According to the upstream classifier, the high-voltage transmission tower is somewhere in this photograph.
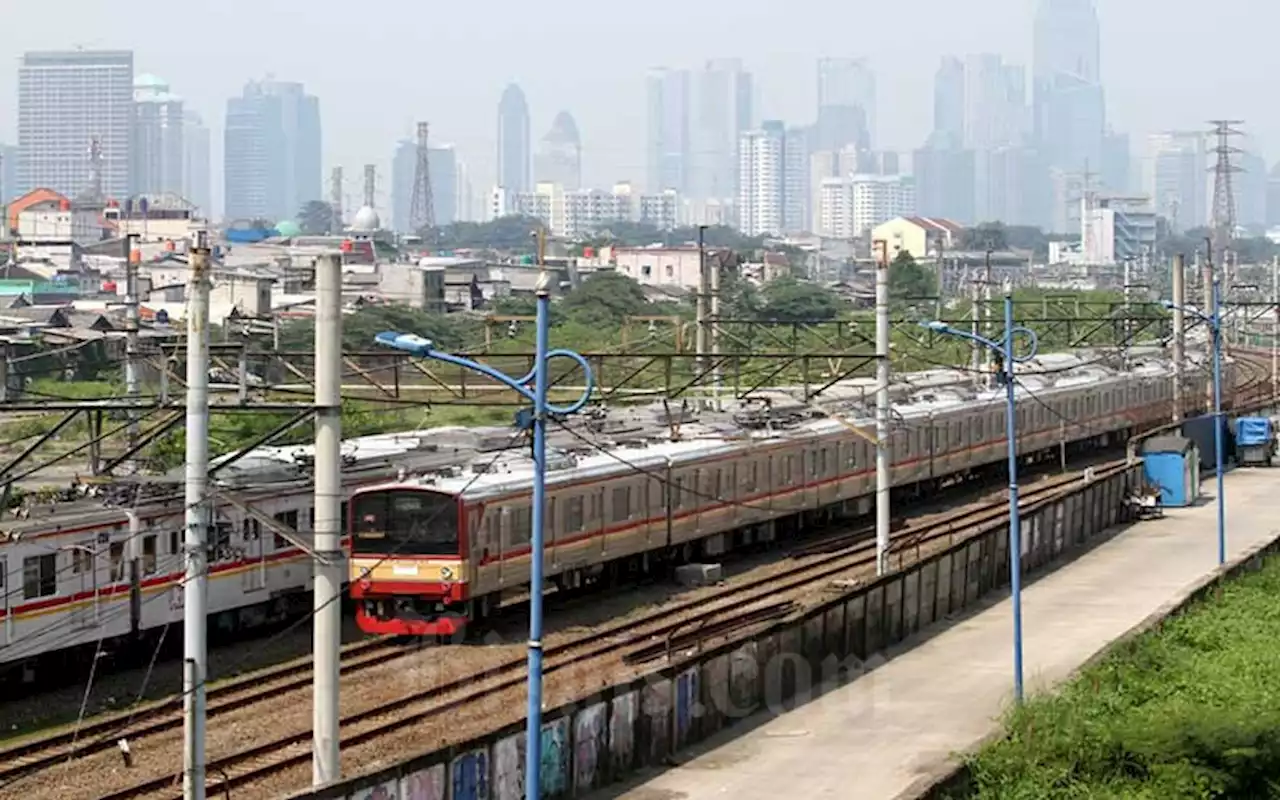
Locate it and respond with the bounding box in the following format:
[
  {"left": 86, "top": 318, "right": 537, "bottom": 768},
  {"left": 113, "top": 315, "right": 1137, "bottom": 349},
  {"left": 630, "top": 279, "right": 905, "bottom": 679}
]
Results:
[
  {"left": 1209, "top": 119, "right": 1244, "bottom": 270},
  {"left": 409, "top": 121, "right": 436, "bottom": 232},
  {"left": 329, "top": 166, "right": 344, "bottom": 232}
]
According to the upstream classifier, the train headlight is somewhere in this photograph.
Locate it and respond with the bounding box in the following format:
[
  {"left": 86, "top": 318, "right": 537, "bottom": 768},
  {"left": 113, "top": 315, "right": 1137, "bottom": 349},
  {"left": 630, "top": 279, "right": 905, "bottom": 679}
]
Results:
[{"left": 440, "top": 566, "right": 454, "bottom": 580}]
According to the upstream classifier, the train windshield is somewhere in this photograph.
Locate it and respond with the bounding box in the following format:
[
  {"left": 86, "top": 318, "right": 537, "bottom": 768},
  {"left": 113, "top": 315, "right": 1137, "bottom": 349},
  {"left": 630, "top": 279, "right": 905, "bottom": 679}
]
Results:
[{"left": 351, "top": 490, "right": 458, "bottom": 556}]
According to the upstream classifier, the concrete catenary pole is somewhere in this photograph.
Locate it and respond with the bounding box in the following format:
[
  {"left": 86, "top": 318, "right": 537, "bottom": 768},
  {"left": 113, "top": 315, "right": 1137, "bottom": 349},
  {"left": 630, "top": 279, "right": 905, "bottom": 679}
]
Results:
[
  {"left": 710, "top": 248, "right": 722, "bottom": 410},
  {"left": 1122, "top": 258, "right": 1132, "bottom": 370},
  {"left": 875, "top": 245, "right": 891, "bottom": 576},
  {"left": 1204, "top": 247, "right": 1215, "bottom": 414},
  {"left": 312, "top": 252, "right": 344, "bottom": 786},
  {"left": 1172, "top": 254, "right": 1186, "bottom": 423},
  {"left": 695, "top": 226, "right": 708, "bottom": 408},
  {"left": 124, "top": 234, "right": 140, "bottom": 473},
  {"left": 182, "top": 232, "right": 212, "bottom": 800},
  {"left": 1263, "top": 256, "right": 1277, "bottom": 391}
]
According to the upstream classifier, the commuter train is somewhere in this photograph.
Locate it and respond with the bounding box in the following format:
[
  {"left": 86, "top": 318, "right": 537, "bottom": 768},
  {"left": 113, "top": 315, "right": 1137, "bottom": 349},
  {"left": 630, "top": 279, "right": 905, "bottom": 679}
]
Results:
[{"left": 348, "top": 349, "right": 1232, "bottom": 637}]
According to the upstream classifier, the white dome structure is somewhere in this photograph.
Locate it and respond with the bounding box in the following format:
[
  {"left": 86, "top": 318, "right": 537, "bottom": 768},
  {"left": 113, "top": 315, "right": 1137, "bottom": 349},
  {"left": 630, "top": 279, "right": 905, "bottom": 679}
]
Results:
[{"left": 351, "top": 205, "right": 381, "bottom": 232}]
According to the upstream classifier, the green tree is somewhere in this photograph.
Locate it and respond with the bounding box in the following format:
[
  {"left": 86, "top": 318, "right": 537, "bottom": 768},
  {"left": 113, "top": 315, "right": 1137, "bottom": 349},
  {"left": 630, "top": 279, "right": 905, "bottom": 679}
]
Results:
[
  {"left": 758, "top": 276, "right": 846, "bottom": 321},
  {"left": 888, "top": 250, "right": 937, "bottom": 302},
  {"left": 424, "top": 216, "right": 544, "bottom": 251},
  {"left": 297, "top": 200, "right": 336, "bottom": 235},
  {"left": 559, "top": 271, "right": 650, "bottom": 326},
  {"left": 959, "top": 222, "right": 1010, "bottom": 252}
]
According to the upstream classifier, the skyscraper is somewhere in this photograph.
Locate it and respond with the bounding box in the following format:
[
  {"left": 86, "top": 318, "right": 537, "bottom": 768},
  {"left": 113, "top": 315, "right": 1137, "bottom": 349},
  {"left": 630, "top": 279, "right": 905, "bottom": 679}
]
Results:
[
  {"left": 183, "top": 112, "right": 212, "bottom": 215},
  {"left": 18, "top": 50, "right": 134, "bottom": 199},
  {"left": 497, "top": 84, "right": 532, "bottom": 195},
  {"left": 1144, "top": 132, "right": 1206, "bottom": 233},
  {"left": 646, "top": 68, "right": 691, "bottom": 194},
  {"left": 692, "top": 59, "right": 753, "bottom": 202},
  {"left": 428, "top": 145, "right": 460, "bottom": 226},
  {"left": 535, "top": 111, "right": 582, "bottom": 191},
  {"left": 394, "top": 137, "right": 462, "bottom": 232},
  {"left": 1033, "top": 0, "right": 1104, "bottom": 174},
  {"left": 814, "top": 57, "right": 875, "bottom": 151},
  {"left": 131, "top": 74, "right": 185, "bottom": 199},
  {"left": 738, "top": 121, "right": 785, "bottom": 236},
  {"left": 933, "top": 57, "right": 965, "bottom": 148},
  {"left": 224, "top": 79, "right": 321, "bottom": 222}
]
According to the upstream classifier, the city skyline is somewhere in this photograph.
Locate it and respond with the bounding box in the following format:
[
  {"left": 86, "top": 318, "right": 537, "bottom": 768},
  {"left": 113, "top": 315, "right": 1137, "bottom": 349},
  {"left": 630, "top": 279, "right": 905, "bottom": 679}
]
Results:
[{"left": 0, "top": 0, "right": 1276, "bottom": 229}]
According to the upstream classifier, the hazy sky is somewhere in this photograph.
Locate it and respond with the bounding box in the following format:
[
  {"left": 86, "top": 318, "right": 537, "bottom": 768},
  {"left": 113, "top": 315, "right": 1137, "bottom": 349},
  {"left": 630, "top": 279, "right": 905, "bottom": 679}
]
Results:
[{"left": 1, "top": 0, "right": 1275, "bottom": 214}]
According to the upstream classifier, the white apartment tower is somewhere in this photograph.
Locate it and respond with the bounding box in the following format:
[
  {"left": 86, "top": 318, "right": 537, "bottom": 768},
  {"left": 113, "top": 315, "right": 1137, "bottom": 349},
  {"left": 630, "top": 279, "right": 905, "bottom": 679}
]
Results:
[
  {"left": 131, "top": 74, "right": 185, "bottom": 199},
  {"left": 738, "top": 122, "right": 786, "bottom": 236},
  {"left": 18, "top": 50, "right": 134, "bottom": 199}
]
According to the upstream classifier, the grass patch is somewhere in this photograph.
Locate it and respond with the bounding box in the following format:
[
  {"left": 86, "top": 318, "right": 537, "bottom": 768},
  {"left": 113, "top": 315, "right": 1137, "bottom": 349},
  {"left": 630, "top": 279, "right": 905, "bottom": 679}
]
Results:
[{"left": 952, "top": 555, "right": 1280, "bottom": 799}]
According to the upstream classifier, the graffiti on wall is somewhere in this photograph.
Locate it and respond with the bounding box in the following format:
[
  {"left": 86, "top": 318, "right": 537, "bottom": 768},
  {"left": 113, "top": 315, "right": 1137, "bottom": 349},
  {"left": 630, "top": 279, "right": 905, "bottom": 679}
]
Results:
[
  {"left": 350, "top": 780, "right": 398, "bottom": 800},
  {"left": 574, "top": 703, "right": 607, "bottom": 792},
  {"left": 400, "top": 764, "right": 445, "bottom": 800},
  {"left": 540, "top": 717, "right": 569, "bottom": 797},
  {"left": 493, "top": 733, "right": 525, "bottom": 800},
  {"left": 642, "top": 679, "right": 672, "bottom": 763},
  {"left": 451, "top": 748, "right": 490, "bottom": 800},
  {"left": 675, "top": 667, "right": 700, "bottom": 747},
  {"left": 610, "top": 690, "right": 638, "bottom": 773}
]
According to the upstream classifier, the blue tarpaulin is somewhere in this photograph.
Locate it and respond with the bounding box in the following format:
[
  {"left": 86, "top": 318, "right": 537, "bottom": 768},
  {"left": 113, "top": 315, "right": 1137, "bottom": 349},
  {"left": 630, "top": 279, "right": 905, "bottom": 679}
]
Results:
[{"left": 1236, "top": 417, "right": 1273, "bottom": 447}]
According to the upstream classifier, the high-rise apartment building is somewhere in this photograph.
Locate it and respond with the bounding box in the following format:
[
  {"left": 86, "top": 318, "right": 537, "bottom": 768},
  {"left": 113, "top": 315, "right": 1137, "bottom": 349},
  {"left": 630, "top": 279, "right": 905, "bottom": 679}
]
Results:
[
  {"left": 933, "top": 58, "right": 965, "bottom": 148},
  {"left": 224, "top": 79, "right": 321, "bottom": 222},
  {"left": 497, "top": 84, "right": 532, "bottom": 195},
  {"left": 18, "top": 50, "right": 134, "bottom": 199},
  {"left": 646, "top": 68, "right": 691, "bottom": 194},
  {"left": 738, "top": 122, "right": 785, "bottom": 236},
  {"left": 814, "top": 57, "right": 875, "bottom": 152},
  {"left": 535, "top": 111, "right": 582, "bottom": 191},
  {"left": 913, "top": 146, "right": 975, "bottom": 224},
  {"left": 131, "top": 74, "right": 185, "bottom": 199},
  {"left": 691, "top": 59, "right": 753, "bottom": 202},
  {"left": 183, "top": 112, "right": 212, "bottom": 216}
]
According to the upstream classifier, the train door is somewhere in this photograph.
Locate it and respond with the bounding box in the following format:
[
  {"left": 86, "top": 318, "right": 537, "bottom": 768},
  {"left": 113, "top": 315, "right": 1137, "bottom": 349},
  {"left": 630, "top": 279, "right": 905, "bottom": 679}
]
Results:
[
  {"left": 71, "top": 538, "right": 99, "bottom": 631},
  {"left": 242, "top": 518, "right": 265, "bottom": 593}
]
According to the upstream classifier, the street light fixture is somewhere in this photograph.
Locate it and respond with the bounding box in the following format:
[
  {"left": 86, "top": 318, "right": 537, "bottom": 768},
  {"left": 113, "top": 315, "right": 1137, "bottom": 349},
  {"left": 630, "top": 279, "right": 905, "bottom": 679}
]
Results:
[
  {"left": 921, "top": 291, "right": 1038, "bottom": 703},
  {"left": 1162, "top": 273, "right": 1226, "bottom": 566}
]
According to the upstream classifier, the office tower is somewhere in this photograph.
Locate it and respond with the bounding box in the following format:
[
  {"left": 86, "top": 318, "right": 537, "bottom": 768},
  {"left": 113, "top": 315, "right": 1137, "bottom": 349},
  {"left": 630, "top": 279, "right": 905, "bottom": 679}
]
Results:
[
  {"left": 392, "top": 138, "right": 415, "bottom": 232},
  {"left": 497, "top": 84, "right": 532, "bottom": 195},
  {"left": 0, "top": 143, "right": 17, "bottom": 204},
  {"left": 428, "top": 145, "right": 459, "bottom": 226},
  {"left": 933, "top": 57, "right": 965, "bottom": 147},
  {"left": 131, "top": 74, "right": 185, "bottom": 198},
  {"left": 646, "top": 68, "right": 691, "bottom": 194},
  {"left": 913, "top": 146, "right": 976, "bottom": 224},
  {"left": 814, "top": 57, "right": 875, "bottom": 151},
  {"left": 1101, "top": 130, "right": 1131, "bottom": 195},
  {"left": 18, "top": 50, "right": 133, "bottom": 199},
  {"left": 183, "top": 112, "right": 212, "bottom": 216},
  {"left": 964, "top": 54, "right": 1026, "bottom": 151},
  {"left": 224, "top": 79, "right": 322, "bottom": 222},
  {"left": 692, "top": 58, "right": 753, "bottom": 202},
  {"left": 783, "top": 126, "right": 810, "bottom": 232},
  {"left": 1033, "top": 0, "right": 1104, "bottom": 174},
  {"left": 738, "top": 122, "right": 785, "bottom": 236},
  {"left": 1145, "top": 132, "right": 1207, "bottom": 233},
  {"left": 535, "top": 111, "right": 582, "bottom": 191}
]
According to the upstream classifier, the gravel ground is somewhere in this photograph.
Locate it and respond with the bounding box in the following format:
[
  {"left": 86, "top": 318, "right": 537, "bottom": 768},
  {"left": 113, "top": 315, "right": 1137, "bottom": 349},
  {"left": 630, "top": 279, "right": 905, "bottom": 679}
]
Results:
[{"left": 16, "top": 469, "right": 1081, "bottom": 799}]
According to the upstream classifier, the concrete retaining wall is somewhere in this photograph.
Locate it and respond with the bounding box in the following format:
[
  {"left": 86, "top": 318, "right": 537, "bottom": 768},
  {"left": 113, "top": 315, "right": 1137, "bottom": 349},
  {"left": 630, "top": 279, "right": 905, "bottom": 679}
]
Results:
[{"left": 289, "top": 464, "right": 1146, "bottom": 800}]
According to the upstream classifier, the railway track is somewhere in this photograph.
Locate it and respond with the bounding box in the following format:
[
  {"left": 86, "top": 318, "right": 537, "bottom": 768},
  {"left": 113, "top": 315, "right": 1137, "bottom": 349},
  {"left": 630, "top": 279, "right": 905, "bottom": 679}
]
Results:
[
  {"left": 92, "top": 459, "right": 1131, "bottom": 800},
  {"left": 0, "top": 635, "right": 415, "bottom": 786}
]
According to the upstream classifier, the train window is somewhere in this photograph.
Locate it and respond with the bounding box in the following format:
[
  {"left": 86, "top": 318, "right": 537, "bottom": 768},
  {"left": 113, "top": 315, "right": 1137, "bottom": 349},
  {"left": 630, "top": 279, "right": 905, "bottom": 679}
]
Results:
[
  {"left": 211, "top": 522, "right": 234, "bottom": 561},
  {"left": 142, "top": 535, "right": 158, "bottom": 575},
  {"left": 589, "top": 491, "right": 603, "bottom": 523},
  {"left": 21, "top": 554, "right": 56, "bottom": 600},
  {"left": 272, "top": 510, "right": 299, "bottom": 551},
  {"left": 507, "top": 506, "right": 532, "bottom": 549},
  {"left": 975, "top": 415, "right": 984, "bottom": 440},
  {"left": 818, "top": 448, "right": 829, "bottom": 476},
  {"left": 567, "top": 496, "right": 585, "bottom": 531},
  {"left": 784, "top": 455, "right": 796, "bottom": 485},
  {"left": 611, "top": 486, "right": 632, "bottom": 522},
  {"left": 170, "top": 530, "right": 181, "bottom": 558},
  {"left": 72, "top": 545, "right": 93, "bottom": 575},
  {"left": 547, "top": 497, "right": 557, "bottom": 536},
  {"left": 110, "top": 542, "right": 125, "bottom": 582},
  {"left": 485, "top": 512, "right": 500, "bottom": 549},
  {"left": 743, "top": 462, "right": 758, "bottom": 492},
  {"left": 706, "top": 469, "right": 721, "bottom": 500}
]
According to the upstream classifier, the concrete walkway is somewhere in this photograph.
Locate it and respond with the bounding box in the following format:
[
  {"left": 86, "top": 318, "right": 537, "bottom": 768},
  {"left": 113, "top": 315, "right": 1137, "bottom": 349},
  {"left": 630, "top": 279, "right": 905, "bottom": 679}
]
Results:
[{"left": 593, "top": 468, "right": 1280, "bottom": 800}]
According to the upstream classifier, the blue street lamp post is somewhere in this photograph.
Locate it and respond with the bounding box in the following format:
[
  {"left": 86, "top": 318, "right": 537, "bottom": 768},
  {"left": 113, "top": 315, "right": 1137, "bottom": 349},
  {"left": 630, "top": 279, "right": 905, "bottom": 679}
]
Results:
[
  {"left": 922, "top": 293, "right": 1038, "bottom": 703},
  {"left": 1163, "top": 276, "right": 1225, "bottom": 565},
  {"left": 376, "top": 273, "right": 594, "bottom": 800}
]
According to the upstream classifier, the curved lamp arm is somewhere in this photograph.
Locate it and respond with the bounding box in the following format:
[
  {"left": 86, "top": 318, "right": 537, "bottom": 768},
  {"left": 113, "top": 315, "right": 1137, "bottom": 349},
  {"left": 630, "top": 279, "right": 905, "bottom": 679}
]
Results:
[
  {"left": 374, "top": 331, "right": 594, "bottom": 416},
  {"left": 918, "top": 320, "right": 1039, "bottom": 363}
]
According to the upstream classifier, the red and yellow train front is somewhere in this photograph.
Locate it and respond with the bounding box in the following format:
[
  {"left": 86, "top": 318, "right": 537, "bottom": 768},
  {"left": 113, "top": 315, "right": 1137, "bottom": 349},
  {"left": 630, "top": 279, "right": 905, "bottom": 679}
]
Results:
[{"left": 348, "top": 486, "right": 469, "bottom": 636}]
